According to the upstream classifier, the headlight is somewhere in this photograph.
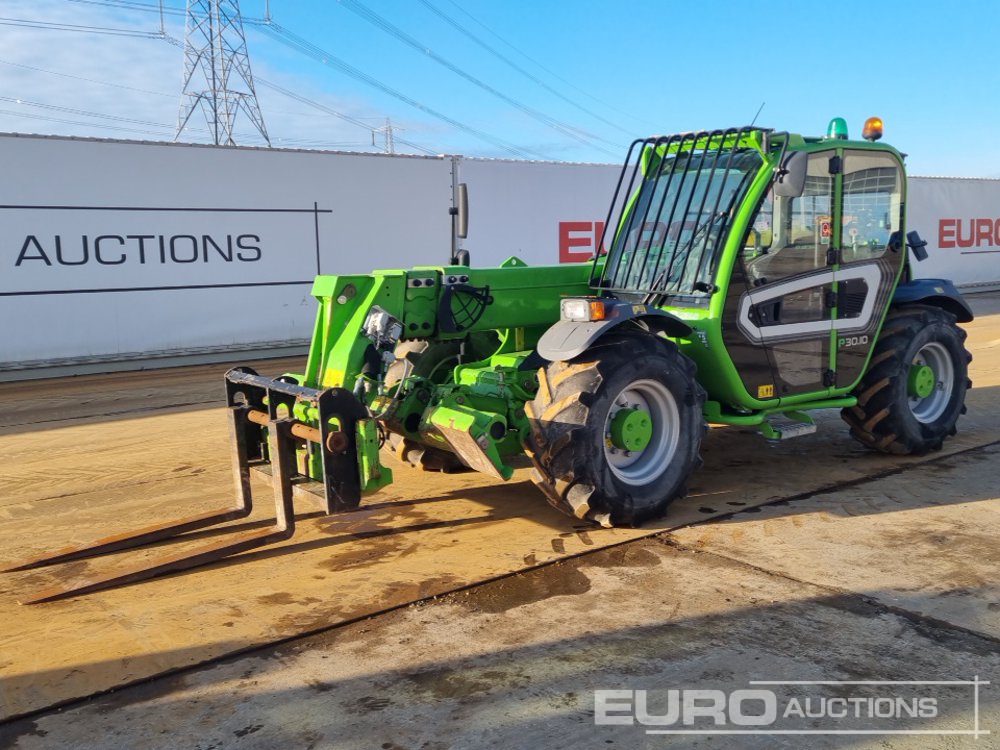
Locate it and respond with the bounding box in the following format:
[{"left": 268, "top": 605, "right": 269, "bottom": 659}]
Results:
[
  {"left": 363, "top": 305, "right": 403, "bottom": 346},
  {"left": 560, "top": 298, "right": 606, "bottom": 322}
]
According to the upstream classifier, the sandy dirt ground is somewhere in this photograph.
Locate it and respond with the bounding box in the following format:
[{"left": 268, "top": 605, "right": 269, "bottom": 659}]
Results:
[{"left": 0, "top": 296, "right": 997, "bottom": 748}]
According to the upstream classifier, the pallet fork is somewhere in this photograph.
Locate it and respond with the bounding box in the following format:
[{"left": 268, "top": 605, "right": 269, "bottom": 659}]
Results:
[{"left": 3, "top": 368, "right": 369, "bottom": 604}]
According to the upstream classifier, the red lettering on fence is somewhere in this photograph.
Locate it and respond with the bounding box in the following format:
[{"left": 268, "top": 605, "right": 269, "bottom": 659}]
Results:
[
  {"left": 558, "top": 221, "right": 607, "bottom": 263},
  {"left": 938, "top": 218, "right": 1000, "bottom": 249}
]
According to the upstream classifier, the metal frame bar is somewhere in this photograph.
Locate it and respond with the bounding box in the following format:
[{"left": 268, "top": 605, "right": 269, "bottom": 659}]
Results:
[
  {"left": 7, "top": 367, "right": 368, "bottom": 604},
  {"left": 618, "top": 134, "right": 679, "bottom": 291},
  {"left": 22, "top": 415, "right": 300, "bottom": 604},
  {"left": 650, "top": 130, "right": 718, "bottom": 293},
  {"left": 598, "top": 126, "right": 779, "bottom": 298},
  {"left": 590, "top": 138, "right": 645, "bottom": 286},
  {"left": 684, "top": 127, "right": 752, "bottom": 286},
  {"left": 2, "top": 406, "right": 259, "bottom": 575}
]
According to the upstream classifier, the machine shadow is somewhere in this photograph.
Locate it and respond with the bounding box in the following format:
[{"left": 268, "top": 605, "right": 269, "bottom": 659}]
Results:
[
  {"left": 0, "top": 581, "right": 995, "bottom": 748},
  {"left": 676, "top": 383, "right": 1000, "bottom": 522}
]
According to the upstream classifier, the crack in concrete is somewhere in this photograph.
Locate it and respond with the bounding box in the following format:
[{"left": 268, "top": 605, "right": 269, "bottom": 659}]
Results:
[
  {"left": 656, "top": 522, "right": 1000, "bottom": 649},
  {"left": 679, "top": 438, "right": 1000, "bottom": 531},
  {"left": 3, "top": 435, "right": 996, "bottom": 727}
]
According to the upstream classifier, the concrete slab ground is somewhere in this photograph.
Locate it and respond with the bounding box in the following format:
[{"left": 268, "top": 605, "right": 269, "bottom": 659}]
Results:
[
  {"left": 673, "top": 442, "right": 1000, "bottom": 642},
  {"left": 0, "top": 296, "right": 997, "bottom": 746},
  {"left": 3, "top": 441, "right": 996, "bottom": 749}
]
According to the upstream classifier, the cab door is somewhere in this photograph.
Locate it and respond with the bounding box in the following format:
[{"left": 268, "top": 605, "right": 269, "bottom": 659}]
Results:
[
  {"left": 833, "top": 149, "right": 905, "bottom": 388},
  {"left": 723, "top": 149, "right": 839, "bottom": 400}
]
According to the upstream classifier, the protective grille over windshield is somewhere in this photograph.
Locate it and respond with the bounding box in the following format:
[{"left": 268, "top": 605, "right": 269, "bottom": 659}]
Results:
[{"left": 597, "top": 128, "right": 765, "bottom": 298}]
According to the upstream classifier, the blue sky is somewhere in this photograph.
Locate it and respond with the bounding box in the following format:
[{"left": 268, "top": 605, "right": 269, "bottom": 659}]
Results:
[{"left": 0, "top": 0, "right": 997, "bottom": 176}]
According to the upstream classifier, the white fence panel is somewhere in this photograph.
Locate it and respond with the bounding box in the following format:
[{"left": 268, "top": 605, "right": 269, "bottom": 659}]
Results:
[
  {"left": 2, "top": 133, "right": 997, "bottom": 377},
  {"left": 457, "top": 158, "right": 621, "bottom": 268},
  {"left": 907, "top": 177, "right": 1000, "bottom": 288},
  {"left": 0, "top": 134, "right": 453, "bottom": 369}
]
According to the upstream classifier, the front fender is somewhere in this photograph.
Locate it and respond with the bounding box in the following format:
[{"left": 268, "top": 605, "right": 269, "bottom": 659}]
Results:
[{"left": 536, "top": 301, "right": 692, "bottom": 362}]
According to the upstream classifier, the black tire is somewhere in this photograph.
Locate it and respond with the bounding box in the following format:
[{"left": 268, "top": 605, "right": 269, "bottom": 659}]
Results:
[
  {"left": 525, "top": 334, "right": 706, "bottom": 527},
  {"left": 841, "top": 305, "right": 972, "bottom": 455}
]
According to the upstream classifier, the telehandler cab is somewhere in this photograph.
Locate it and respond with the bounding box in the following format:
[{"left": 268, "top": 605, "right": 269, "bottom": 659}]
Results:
[{"left": 8, "top": 118, "right": 972, "bottom": 602}]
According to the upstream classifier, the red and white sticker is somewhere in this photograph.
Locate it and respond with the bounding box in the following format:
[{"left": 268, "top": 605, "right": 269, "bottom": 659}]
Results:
[{"left": 820, "top": 219, "right": 832, "bottom": 245}]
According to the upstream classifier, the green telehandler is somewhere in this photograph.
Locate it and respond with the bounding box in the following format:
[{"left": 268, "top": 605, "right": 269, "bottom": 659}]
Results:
[{"left": 9, "top": 118, "right": 973, "bottom": 602}]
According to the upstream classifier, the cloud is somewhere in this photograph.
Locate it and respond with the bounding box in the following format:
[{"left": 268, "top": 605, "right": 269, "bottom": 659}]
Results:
[
  {"left": 0, "top": 1, "right": 620, "bottom": 162},
  {"left": 0, "top": 1, "right": 180, "bottom": 134},
  {"left": 0, "top": 0, "right": 427, "bottom": 153}
]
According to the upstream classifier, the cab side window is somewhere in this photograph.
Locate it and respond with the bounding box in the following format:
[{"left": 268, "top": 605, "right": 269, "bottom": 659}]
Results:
[
  {"left": 744, "top": 190, "right": 774, "bottom": 257},
  {"left": 743, "top": 154, "right": 833, "bottom": 285},
  {"left": 840, "top": 151, "right": 902, "bottom": 263}
]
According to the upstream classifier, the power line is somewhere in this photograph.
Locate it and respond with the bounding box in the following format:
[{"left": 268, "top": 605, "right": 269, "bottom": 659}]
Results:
[
  {"left": 0, "top": 11, "right": 431, "bottom": 153},
  {"left": 0, "top": 57, "right": 175, "bottom": 98},
  {"left": 0, "top": 104, "right": 403, "bottom": 151},
  {"left": 167, "top": 32, "right": 436, "bottom": 153},
  {"left": 246, "top": 19, "right": 542, "bottom": 159},
  {"left": 337, "top": 0, "right": 620, "bottom": 156},
  {"left": 417, "top": 0, "right": 629, "bottom": 138},
  {"left": 0, "top": 16, "right": 164, "bottom": 37},
  {"left": 55, "top": 3, "right": 520, "bottom": 156},
  {"left": 0, "top": 94, "right": 177, "bottom": 129},
  {"left": 0, "top": 93, "right": 269, "bottom": 142},
  {"left": 65, "top": 0, "right": 186, "bottom": 16},
  {"left": 72, "top": 0, "right": 632, "bottom": 140},
  {"left": 0, "top": 107, "right": 177, "bottom": 136},
  {"left": 5, "top": 3, "right": 557, "bottom": 158},
  {"left": 268, "top": 137, "right": 371, "bottom": 148},
  {"left": 441, "top": 0, "right": 642, "bottom": 126},
  {"left": 60, "top": 0, "right": 630, "bottom": 138},
  {"left": 256, "top": 77, "right": 440, "bottom": 156},
  {"left": 168, "top": 33, "right": 436, "bottom": 154},
  {"left": 0, "top": 56, "right": 416, "bottom": 149}
]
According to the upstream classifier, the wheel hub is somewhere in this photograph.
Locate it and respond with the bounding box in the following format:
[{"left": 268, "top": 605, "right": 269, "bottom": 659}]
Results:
[
  {"left": 609, "top": 408, "right": 652, "bottom": 452},
  {"left": 908, "top": 364, "right": 936, "bottom": 398},
  {"left": 907, "top": 342, "right": 956, "bottom": 424},
  {"left": 603, "top": 379, "right": 681, "bottom": 486}
]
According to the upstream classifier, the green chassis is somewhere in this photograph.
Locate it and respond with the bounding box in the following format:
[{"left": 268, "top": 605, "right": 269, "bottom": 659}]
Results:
[
  {"left": 10, "top": 124, "right": 973, "bottom": 603},
  {"left": 247, "top": 127, "right": 946, "bottom": 499}
]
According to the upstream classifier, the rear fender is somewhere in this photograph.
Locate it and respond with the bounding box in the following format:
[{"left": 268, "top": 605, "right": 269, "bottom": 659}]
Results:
[{"left": 892, "top": 279, "right": 973, "bottom": 323}]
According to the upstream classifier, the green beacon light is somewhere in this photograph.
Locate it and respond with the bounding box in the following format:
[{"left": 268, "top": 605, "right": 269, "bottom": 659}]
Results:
[{"left": 826, "top": 117, "right": 849, "bottom": 140}]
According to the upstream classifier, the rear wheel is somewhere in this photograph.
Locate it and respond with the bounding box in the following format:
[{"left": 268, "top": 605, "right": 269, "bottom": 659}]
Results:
[
  {"left": 841, "top": 305, "right": 972, "bottom": 454},
  {"left": 526, "top": 334, "right": 705, "bottom": 527}
]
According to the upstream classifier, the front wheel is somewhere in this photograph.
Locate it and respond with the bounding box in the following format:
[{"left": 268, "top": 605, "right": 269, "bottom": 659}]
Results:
[
  {"left": 525, "top": 334, "right": 705, "bottom": 527},
  {"left": 841, "top": 305, "right": 972, "bottom": 454}
]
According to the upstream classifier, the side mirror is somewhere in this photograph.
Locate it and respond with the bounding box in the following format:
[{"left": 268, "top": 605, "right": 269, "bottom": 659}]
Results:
[
  {"left": 773, "top": 151, "right": 807, "bottom": 198},
  {"left": 906, "top": 230, "right": 929, "bottom": 261},
  {"left": 456, "top": 183, "right": 468, "bottom": 239},
  {"left": 450, "top": 183, "right": 469, "bottom": 265}
]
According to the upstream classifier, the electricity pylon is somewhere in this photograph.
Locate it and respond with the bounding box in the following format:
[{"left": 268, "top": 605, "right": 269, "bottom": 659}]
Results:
[
  {"left": 175, "top": 0, "right": 270, "bottom": 146},
  {"left": 374, "top": 117, "right": 397, "bottom": 154}
]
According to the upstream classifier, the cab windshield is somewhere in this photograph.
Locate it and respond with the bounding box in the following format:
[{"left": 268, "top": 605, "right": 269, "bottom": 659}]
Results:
[{"left": 603, "top": 145, "right": 763, "bottom": 298}]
